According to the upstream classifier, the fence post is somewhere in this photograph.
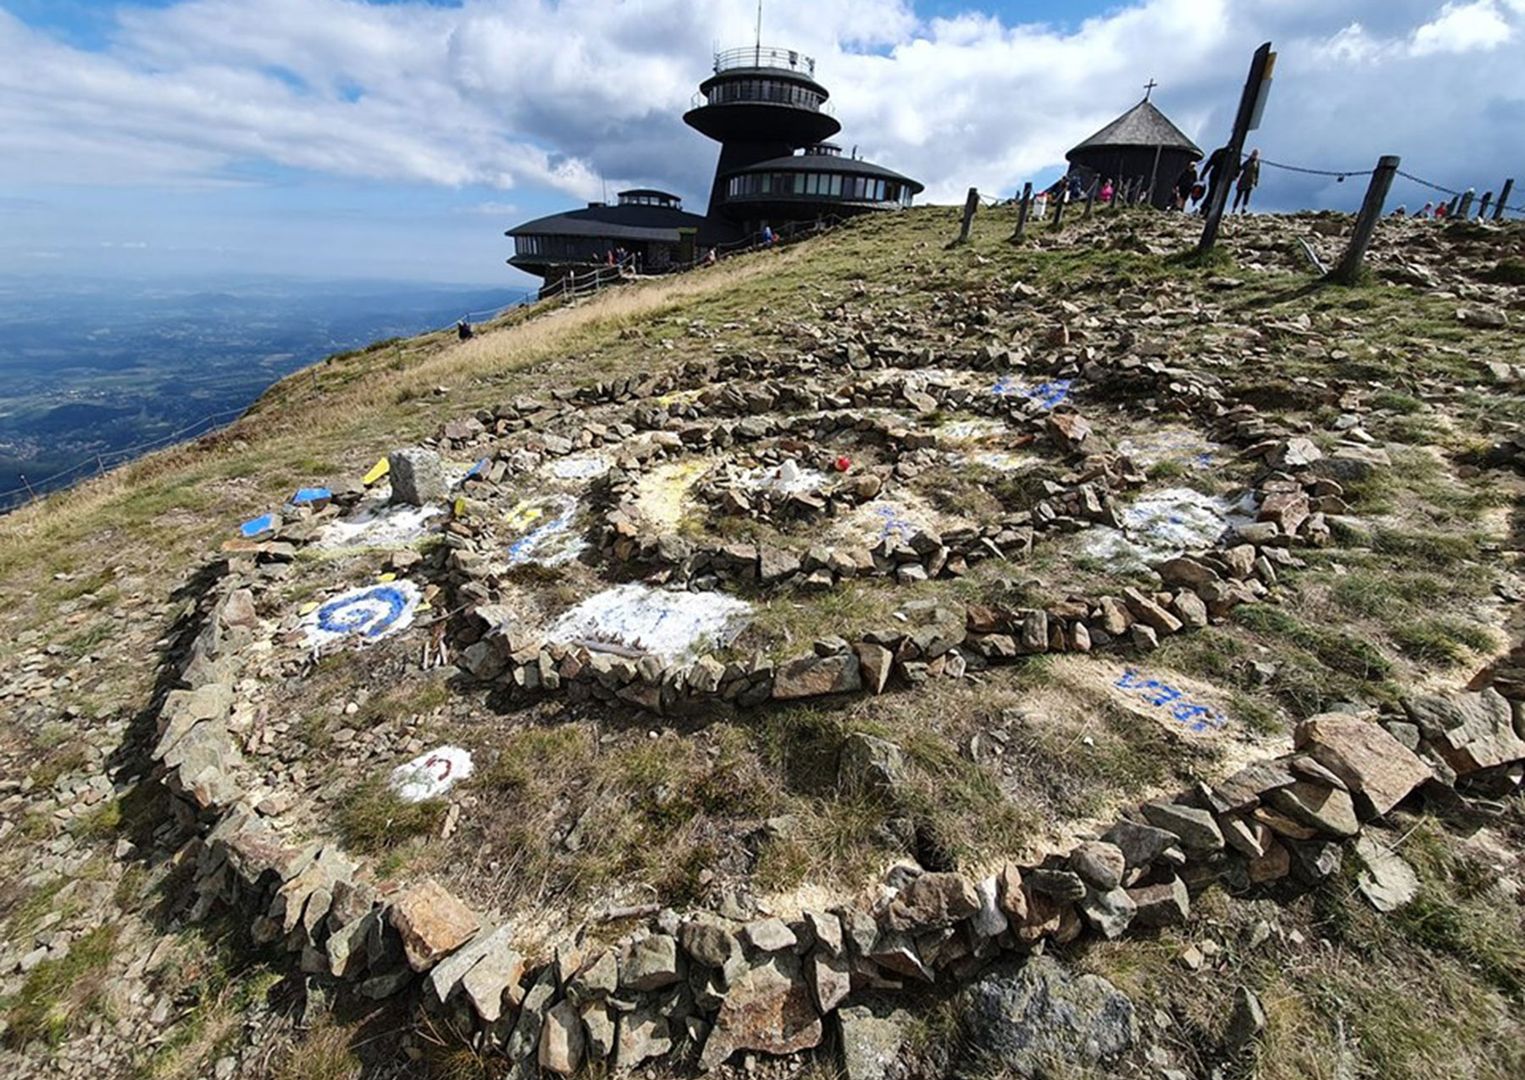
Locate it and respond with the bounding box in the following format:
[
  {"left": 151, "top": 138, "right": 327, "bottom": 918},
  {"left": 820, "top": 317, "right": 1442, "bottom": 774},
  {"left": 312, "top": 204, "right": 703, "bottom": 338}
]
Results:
[
  {"left": 1051, "top": 191, "right": 1067, "bottom": 230},
  {"left": 1330, "top": 155, "right": 1400, "bottom": 285},
  {"left": 956, "top": 187, "right": 979, "bottom": 244},
  {"left": 1199, "top": 42, "right": 1276, "bottom": 257},
  {"left": 1478, "top": 192, "right": 1494, "bottom": 220},
  {"left": 1458, "top": 189, "right": 1475, "bottom": 219},
  {"left": 1083, "top": 180, "right": 1097, "bottom": 220},
  {"left": 1495, "top": 178, "right": 1514, "bottom": 220},
  {"left": 1447, "top": 195, "right": 1460, "bottom": 218},
  {"left": 1011, "top": 182, "right": 1033, "bottom": 242}
]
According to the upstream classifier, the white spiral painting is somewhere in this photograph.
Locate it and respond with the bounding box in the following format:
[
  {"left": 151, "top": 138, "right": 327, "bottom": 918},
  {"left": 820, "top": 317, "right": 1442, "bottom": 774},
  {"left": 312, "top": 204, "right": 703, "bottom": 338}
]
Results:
[{"left": 302, "top": 581, "right": 421, "bottom": 647}]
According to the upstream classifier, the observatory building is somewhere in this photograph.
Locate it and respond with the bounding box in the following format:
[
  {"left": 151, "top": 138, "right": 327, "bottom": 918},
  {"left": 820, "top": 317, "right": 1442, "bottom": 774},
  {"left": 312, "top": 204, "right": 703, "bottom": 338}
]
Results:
[
  {"left": 1066, "top": 94, "right": 1202, "bottom": 210},
  {"left": 507, "top": 45, "right": 922, "bottom": 287}
]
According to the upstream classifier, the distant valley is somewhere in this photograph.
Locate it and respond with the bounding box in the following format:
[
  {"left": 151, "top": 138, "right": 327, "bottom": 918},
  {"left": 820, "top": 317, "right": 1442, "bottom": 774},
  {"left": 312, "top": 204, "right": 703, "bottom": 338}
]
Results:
[{"left": 0, "top": 275, "right": 528, "bottom": 509}]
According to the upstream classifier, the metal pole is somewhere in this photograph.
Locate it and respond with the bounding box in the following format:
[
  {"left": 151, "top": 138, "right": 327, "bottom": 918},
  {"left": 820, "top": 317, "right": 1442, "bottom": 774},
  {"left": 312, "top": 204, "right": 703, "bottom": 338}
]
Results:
[
  {"left": 1495, "top": 179, "right": 1514, "bottom": 220},
  {"left": 1199, "top": 42, "right": 1274, "bottom": 257},
  {"left": 1331, "top": 155, "right": 1400, "bottom": 285},
  {"left": 1011, "top": 182, "right": 1033, "bottom": 241}
]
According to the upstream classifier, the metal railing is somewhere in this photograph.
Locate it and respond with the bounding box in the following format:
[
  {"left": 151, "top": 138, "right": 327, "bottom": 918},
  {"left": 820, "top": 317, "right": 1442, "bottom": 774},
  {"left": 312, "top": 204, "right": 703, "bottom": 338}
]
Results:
[
  {"left": 713, "top": 45, "right": 815, "bottom": 77},
  {"left": 690, "top": 89, "right": 832, "bottom": 115}
]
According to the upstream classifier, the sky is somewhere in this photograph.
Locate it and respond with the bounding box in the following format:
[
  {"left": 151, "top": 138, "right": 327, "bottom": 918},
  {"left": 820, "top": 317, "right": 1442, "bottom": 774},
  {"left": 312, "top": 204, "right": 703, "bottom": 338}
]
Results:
[{"left": 1, "top": 0, "right": 1522, "bottom": 287}]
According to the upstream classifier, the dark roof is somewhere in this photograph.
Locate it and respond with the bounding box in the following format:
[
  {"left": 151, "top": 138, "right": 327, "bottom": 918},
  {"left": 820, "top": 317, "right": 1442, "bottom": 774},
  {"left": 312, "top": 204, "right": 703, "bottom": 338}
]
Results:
[
  {"left": 1067, "top": 99, "right": 1202, "bottom": 158},
  {"left": 725, "top": 152, "right": 924, "bottom": 193},
  {"left": 618, "top": 188, "right": 680, "bottom": 200},
  {"left": 506, "top": 202, "right": 709, "bottom": 243}
]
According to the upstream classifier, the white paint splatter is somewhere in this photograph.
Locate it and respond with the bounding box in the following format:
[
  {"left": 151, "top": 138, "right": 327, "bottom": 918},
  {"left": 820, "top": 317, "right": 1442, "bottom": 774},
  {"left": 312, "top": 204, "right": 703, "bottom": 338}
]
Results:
[
  {"left": 1079, "top": 487, "right": 1256, "bottom": 567},
  {"left": 736, "top": 459, "right": 826, "bottom": 495},
  {"left": 389, "top": 745, "right": 474, "bottom": 802},
  {"left": 545, "top": 584, "right": 752, "bottom": 664},
  {"left": 549, "top": 452, "right": 611, "bottom": 480},
  {"left": 316, "top": 501, "right": 442, "bottom": 549}
]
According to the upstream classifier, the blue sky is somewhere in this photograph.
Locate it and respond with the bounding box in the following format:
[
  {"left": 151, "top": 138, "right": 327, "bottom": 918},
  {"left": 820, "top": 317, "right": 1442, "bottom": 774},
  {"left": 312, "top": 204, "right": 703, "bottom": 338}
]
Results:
[{"left": 2, "top": 1, "right": 1522, "bottom": 287}]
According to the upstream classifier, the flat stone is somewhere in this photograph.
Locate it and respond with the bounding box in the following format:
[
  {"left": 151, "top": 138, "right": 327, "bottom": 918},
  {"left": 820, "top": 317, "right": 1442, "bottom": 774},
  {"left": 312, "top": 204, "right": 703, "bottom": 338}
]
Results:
[
  {"left": 773, "top": 652, "right": 861, "bottom": 699},
  {"left": 1266, "top": 781, "right": 1360, "bottom": 838},
  {"left": 1294, "top": 713, "right": 1432, "bottom": 816},
  {"left": 1353, "top": 833, "right": 1419, "bottom": 913},
  {"left": 582, "top": 1002, "right": 615, "bottom": 1062},
  {"left": 1140, "top": 803, "right": 1224, "bottom": 852},
  {"left": 462, "top": 945, "right": 525, "bottom": 1024},
  {"left": 539, "top": 999, "right": 586, "bottom": 1076},
  {"left": 1402, "top": 689, "right": 1525, "bottom": 776},
  {"left": 428, "top": 922, "right": 514, "bottom": 1003},
  {"left": 743, "top": 917, "right": 798, "bottom": 953},
  {"left": 615, "top": 1006, "right": 672, "bottom": 1071},
  {"left": 389, "top": 880, "right": 479, "bottom": 972},
  {"left": 807, "top": 950, "right": 852, "bottom": 1013},
  {"left": 1128, "top": 877, "right": 1190, "bottom": 928},
  {"left": 1210, "top": 760, "right": 1297, "bottom": 813},
  {"left": 1101, "top": 819, "right": 1179, "bottom": 868},
  {"left": 699, "top": 952, "right": 823, "bottom": 1070}
]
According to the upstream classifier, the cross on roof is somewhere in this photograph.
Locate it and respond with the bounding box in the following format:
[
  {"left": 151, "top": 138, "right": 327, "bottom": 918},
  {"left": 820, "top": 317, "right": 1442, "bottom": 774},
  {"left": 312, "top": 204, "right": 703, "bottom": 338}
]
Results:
[{"left": 1143, "top": 78, "right": 1158, "bottom": 101}]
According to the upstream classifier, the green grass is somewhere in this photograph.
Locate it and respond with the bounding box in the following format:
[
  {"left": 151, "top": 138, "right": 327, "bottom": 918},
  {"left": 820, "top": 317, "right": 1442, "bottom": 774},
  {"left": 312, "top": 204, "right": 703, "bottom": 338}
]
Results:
[
  {"left": 1391, "top": 617, "right": 1495, "bottom": 665},
  {"left": 335, "top": 778, "right": 447, "bottom": 854},
  {"left": 2, "top": 924, "right": 118, "bottom": 1047},
  {"left": 1233, "top": 603, "right": 1392, "bottom": 680}
]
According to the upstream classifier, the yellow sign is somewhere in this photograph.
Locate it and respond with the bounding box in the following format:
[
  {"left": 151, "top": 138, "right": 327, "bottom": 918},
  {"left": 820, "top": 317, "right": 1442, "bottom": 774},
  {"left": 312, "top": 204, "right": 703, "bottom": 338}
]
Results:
[{"left": 362, "top": 457, "right": 390, "bottom": 486}]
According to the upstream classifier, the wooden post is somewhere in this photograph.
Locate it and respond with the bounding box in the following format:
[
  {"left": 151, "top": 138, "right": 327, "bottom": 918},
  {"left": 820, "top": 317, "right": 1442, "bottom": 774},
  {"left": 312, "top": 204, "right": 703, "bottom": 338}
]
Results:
[
  {"left": 1447, "top": 195, "right": 1460, "bottom": 218},
  {"left": 1083, "top": 181, "right": 1097, "bottom": 221},
  {"left": 1199, "top": 42, "right": 1275, "bottom": 257},
  {"left": 1052, "top": 189, "right": 1067, "bottom": 229},
  {"left": 957, "top": 187, "right": 979, "bottom": 244},
  {"left": 1011, "top": 182, "right": 1033, "bottom": 241},
  {"left": 1331, "top": 155, "right": 1400, "bottom": 285},
  {"left": 1458, "top": 189, "right": 1475, "bottom": 218},
  {"left": 1478, "top": 193, "right": 1494, "bottom": 220},
  {"left": 1494, "top": 178, "right": 1514, "bottom": 220}
]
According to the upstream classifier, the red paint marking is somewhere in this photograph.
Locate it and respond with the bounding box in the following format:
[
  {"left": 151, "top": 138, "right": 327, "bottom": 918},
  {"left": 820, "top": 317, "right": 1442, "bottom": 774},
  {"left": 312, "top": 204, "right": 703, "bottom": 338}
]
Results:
[{"left": 425, "top": 755, "right": 453, "bottom": 781}]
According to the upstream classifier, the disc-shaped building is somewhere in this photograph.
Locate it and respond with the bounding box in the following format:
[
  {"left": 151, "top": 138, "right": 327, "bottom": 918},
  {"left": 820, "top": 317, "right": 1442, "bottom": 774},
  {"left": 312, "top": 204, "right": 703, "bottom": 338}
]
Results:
[
  {"left": 508, "top": 45, "right": 922, "bottom": 287},
  {"left": 1066, "top": 97, "right": 1202, "bottom": 210}
]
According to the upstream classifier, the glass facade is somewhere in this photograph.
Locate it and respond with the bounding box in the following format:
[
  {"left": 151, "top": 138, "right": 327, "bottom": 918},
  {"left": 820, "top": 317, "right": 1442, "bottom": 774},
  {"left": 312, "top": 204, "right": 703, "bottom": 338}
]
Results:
[
  {"left": 723, "top": 171, "right": 913, "bottom": 206},
  {"left": 618, "top": 192, "right": 680, "bottom": 208},
  {"left": 705, "top": 78, "right": 825, "bottom": 112}
]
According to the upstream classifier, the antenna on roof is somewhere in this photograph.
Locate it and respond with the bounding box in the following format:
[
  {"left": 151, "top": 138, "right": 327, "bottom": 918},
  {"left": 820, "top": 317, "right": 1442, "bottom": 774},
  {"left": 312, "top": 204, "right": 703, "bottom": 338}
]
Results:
[
  {"left": 1143, "top": 77, "right": 1158, "bottom": 101},
  {"left": 755, "top": 0, "right": 763, "bottom": 66}
]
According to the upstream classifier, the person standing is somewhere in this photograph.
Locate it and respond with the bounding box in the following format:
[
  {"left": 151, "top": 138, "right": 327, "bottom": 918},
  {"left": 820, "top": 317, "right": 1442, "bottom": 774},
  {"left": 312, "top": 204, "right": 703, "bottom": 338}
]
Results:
[
  {"left": 1232, "top": 149, "right": 1261, "bottom": 213},
  {"left": 1172, "top": 158, "right": 1200, "bottom": 211}
]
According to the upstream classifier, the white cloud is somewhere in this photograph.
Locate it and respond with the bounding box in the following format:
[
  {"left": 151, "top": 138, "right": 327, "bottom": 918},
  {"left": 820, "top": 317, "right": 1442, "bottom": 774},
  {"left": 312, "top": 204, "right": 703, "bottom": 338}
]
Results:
[
  {"left": 0, "top": 0, "right": 1522, "bottom": 267},
  {"left": 1412, "top": 0, "right": 1514, "bottom": 54}
]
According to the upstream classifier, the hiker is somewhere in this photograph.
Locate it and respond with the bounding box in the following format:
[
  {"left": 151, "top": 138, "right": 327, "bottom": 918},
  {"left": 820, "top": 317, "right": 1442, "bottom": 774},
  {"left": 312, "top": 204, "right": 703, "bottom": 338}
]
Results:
[
  {"left": 761, "top": 224, "right": 775, "bottom": 247},
  {"left": 1200, "top": 145, "right": 1233, "bottom": 213},
  {"left": 1390, "top": 205, "right": 1408, "bottom": 218},
  {"left": 703, "top": 246, "right": 717, "bottom": 267},
  {"left": 1419, "top": 202, "right": 1434, "bottom": 218},
  {"left": 1099, "top": 178, "right": 1115, "bottom": 204},
  {"left": 1231, "top": 149, "right": 1261, "bottom": 213},
  {"left": 457, "top": 319, "right": 473, "bottom": 341},
  {"left": 1173, "top": 159, "right": 1200, "bottom": 211}
]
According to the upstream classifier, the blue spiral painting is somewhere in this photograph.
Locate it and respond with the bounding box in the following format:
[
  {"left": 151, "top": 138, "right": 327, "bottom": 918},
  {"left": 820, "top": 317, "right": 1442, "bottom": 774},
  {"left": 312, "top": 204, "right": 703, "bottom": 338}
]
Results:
[{"left": 305, "top": 582, "right": 419, "bottom": 646}]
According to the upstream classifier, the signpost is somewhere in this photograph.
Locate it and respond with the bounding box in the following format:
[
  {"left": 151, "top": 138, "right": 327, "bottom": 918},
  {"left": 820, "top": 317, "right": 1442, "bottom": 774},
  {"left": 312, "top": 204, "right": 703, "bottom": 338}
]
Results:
[{"left": 1198, "top": 42, "right": 1275, "bottom": 258}]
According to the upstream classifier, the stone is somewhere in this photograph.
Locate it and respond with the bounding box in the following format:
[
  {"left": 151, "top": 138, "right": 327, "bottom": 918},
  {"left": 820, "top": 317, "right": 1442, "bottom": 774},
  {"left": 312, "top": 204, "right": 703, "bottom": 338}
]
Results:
[
  {"left": 621, "top": 933, "right": 682, "bottom": 991},
  {"left": 428, "top": 922, "right": 514, "bottom": 1003},
  {"left": 1140, "top": 803, "right": 1224, "bottom": 852},
  {"left": 699, "top": 953, "right": 824, "bottom": 1070},
  {"left": 569, "top": 948, "right": 618, "bottom": 999},
  {"left": 681, "top": 920, "right": 742, "bottom": 971},
  {"left": 1266, "top": 781, "right": 1360, "bottom": 838},
  {"left": 1210, "top": 760, "right": 1297, "bottom": 813},
  {"left": 773, "top": 651, "right": 861, "bottom": 699},
  {"left": 1070, "top": 841, "right": 1126, "bottom": 890},
  {"left": 539, "top": 1000, "right": 586, "bottom": 1076},
  {"left": 1128, "top": 877, "right": 1190, "bottom": 928},
  {"left": 1101, "top": 819, "right": 1179, "bottom": 868},
  {"left": 805, "top": 910, "right": 844, "bottom": 955},
  {"left": 838, "top": 733, "right": 907, "bottom": 794},
  {"left": 507, "top": 967, "right": 557, "bottom": 1077},
  {"left": 743, "top": 917, "right": 798, "bottom": 953},
  {"left": 1078, "top": 886, "right": 1135, "bottom": 939},
  {"left": 1353, "top": 833, "right": 1419, "bottom": 913},
  {"left": 807, "top": 950, "right": 852, "bottom": 1013},
  {"left": 1270, "top": 436, "right": 1322, "bottom": 469},
  {"left": 582, "top": 1002, "right": 615, "bottom": 1061},
  {"left": 1227, "top": 986, "right": 1266, "bottom": 1048},
  {"left": 971, "top": 875, "right": 1009, "bottom": 939},
  {"left": 389, "top": 880, "right": 478, "bottom": 972},
  {"left": 961, "top": 957, "right": 1136, "bottom": 1076},
  {"left": 1048, "top": 412, "right": 1093, "bottom": 449},
  {"left": 388, "top": 448, "right": 447, "bottom": 505},
  {"left": 855, "top": 642, "right": 894, "bottom": 694},
  {"left": 885, "top": 872, "right": 980, "bottom": 931},
  {"left": 996, "top": 864, "right": 1028, "bottom": 922},
  {"left": 838, "top": 1004, "right": 913, "bottom": 1080},
  {"left": 1024, "top": 869, "right": 1086, "bottom": 903},
  {"left": 462, "top": 946, "right": 525, "bottom": 1024},
  {"left": 1171, "top": 590, "right": 1209, "bottom": 629},
  {"left": 615, "top": 1007, "right": 672, "bottom": 1071},
  {"left": 1294, "top": 713, "right": 1432, "bottom": 816},
  {"left": 1402, "top": 689, "right": 1525, "bottom": 775}
]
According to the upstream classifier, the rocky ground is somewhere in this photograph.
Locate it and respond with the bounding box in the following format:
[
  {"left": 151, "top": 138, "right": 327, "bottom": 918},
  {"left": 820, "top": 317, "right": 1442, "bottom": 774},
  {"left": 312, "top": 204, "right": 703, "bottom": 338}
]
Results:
[{"left": 1, "top": 204, "right": 1523, "bottom": 1080}]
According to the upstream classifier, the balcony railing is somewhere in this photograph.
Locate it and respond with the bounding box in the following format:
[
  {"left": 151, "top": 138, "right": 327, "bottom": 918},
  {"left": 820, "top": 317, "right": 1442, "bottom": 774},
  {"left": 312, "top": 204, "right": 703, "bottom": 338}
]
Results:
[
  {"left": 690, "top": 88, "right": 833, "bottom": 115},
  {"left": 713, "top": 45, "right": 815, "bottom": 77}
]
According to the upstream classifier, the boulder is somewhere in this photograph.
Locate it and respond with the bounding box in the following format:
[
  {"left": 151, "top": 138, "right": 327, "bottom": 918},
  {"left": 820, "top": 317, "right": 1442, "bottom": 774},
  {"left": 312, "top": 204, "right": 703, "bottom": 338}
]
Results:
[
  {"left": 388, "top": 448, "right": 447, "bottom": 506},
  {"left": 838, "top": 1004, "right": 913, "bottom": 1080},
  {"left": 1070, "top": 841, "right": 1126, "bottom": 890},
  {"left": 389, "top": 880, "right": 478, "bottom": 972},
  {"left": 699, "top": 953, "right": 823, "bottom": 1070},
  {"left": 1403, "top": 689, "right": 1525, "bottom": 775},
  {"left": 1294, "top": 713, "right": 1432, "bottom": 816},
  {"left": 960, "top": 957, "right": 1136, "bottom": 1076},
  {"left": 838, "top": 733, "right": 907, "bottom": 794}
]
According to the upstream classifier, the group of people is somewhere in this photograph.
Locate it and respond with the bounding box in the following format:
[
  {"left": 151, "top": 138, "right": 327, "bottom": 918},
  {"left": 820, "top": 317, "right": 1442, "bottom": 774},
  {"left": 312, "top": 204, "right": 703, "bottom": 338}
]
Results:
[
  {"left": 1172, "top": 147, "right": 1262, "bottom": 214},
  {"left": 603, "top": 246, "right": 643, "bottom": 273}
]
